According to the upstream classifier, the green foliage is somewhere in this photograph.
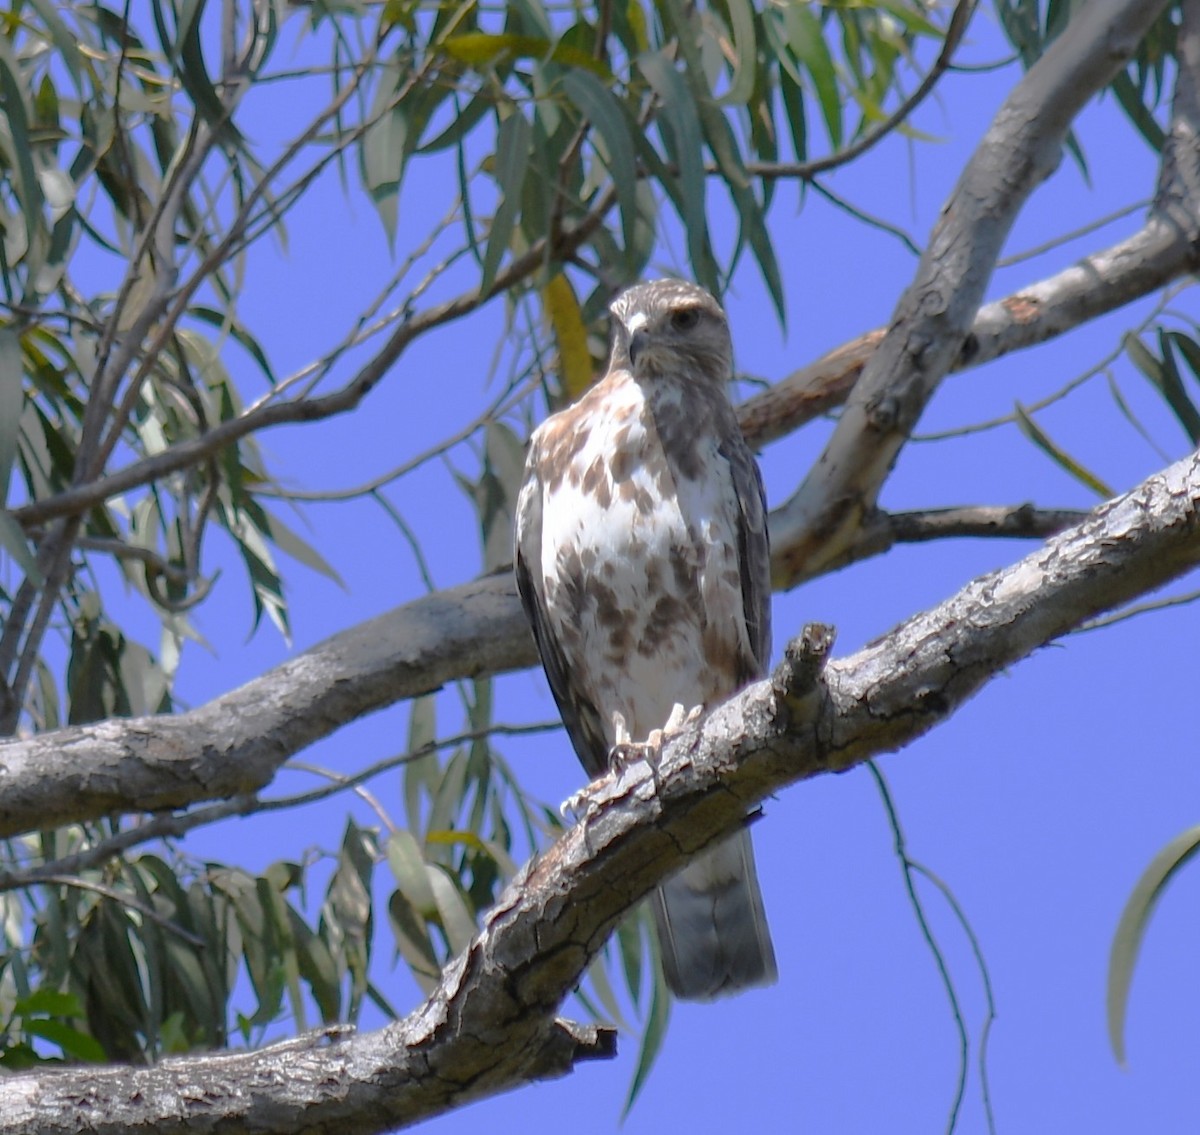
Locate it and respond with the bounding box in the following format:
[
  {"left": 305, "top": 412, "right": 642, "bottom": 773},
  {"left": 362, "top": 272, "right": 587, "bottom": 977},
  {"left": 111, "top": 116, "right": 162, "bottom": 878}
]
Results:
[{"left": 1107, "top": 823, "right": 1200, "bottom": 1066}]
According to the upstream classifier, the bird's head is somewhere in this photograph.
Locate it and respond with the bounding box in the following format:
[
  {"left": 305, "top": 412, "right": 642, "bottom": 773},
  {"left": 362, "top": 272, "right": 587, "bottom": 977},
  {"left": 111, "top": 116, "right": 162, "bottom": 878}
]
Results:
[{"left": 609, "top": 280, "right": 732, "bottom": 385}]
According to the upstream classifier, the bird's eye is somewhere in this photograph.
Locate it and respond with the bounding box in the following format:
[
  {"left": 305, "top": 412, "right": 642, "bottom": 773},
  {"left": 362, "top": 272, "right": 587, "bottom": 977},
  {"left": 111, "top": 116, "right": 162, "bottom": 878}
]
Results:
[{"left": 671, "top": 308, "right": 701, "bottom": 332}]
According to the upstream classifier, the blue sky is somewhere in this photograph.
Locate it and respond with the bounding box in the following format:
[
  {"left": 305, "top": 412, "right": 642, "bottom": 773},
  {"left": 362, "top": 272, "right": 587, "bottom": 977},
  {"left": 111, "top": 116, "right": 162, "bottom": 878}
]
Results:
[{"left": 128, "top": 8, "right": 1200, "bottom": 1132}]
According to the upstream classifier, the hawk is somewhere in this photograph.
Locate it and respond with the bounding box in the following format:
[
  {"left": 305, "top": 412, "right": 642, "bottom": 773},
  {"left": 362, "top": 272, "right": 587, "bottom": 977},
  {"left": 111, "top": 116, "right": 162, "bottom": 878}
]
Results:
[{"left": 514, "top": 278, "right": 777, "bottom": 1000}]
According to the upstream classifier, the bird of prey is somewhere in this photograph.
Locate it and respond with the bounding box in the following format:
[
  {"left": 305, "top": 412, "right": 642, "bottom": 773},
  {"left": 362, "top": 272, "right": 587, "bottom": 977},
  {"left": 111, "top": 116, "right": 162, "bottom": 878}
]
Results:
[{"left": 514, "top": 278, "right": 777, "bottom": 1001}]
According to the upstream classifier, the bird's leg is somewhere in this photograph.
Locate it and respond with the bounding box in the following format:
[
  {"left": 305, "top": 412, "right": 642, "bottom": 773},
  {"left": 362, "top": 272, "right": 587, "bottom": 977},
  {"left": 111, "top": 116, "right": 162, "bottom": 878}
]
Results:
[
  {"left": 611, "top": 701, "right": 704, "bottom": 782},
  {"left": 559, "top": 706, "right": 701, "bottom": 821},
  {"left": 560, "top": 711, "right": 634, "bottom": 820}
]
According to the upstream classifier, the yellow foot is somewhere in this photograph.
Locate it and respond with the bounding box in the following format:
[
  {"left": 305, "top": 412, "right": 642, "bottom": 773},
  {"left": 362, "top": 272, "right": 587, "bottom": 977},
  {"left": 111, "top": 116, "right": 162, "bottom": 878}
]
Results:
[{"left": 560, "top": 704, "right": 703, "bottom": 821}]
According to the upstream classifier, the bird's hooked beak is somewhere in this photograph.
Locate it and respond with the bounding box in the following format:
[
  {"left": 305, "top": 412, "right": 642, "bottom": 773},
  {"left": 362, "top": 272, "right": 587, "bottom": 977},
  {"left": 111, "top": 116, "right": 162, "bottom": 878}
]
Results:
[
  {"left": 625, "top": 311, "right": 650, "bottom": 370},
  {"left": 628, "top": 328, "right": 649, "bottom": 368}
]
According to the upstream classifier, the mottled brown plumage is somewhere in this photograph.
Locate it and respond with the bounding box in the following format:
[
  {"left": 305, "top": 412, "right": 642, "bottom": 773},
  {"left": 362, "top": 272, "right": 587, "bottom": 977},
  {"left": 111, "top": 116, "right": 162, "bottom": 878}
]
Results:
[{"left": 514, "top": 279, "right": 776, "bottom": 1000}]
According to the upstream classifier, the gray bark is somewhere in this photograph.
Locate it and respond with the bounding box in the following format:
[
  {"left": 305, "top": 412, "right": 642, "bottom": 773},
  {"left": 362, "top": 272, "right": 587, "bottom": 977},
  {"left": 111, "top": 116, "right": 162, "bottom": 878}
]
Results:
[
  {"left": 769, "top": 0, "right": 1177, "bottom": 583},
  {"left": 2, "top": 445, "right": 1197, "bottom": 1134}
]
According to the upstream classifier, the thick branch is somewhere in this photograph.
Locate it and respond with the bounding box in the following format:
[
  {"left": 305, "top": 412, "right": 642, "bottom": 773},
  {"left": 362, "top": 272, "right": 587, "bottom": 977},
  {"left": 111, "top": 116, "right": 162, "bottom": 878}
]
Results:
[
  {"left": 0, "top": 574, "right": 535, "bottom": 838},
  {"left": 738, "top": 210, "right": 1200, "bottom": 454},
  {"left": 0, "top": 497, "right": 1085, "bottom": 837},
  {"left": 3, "top": 449, "right": 1197, "bottom": 1133},
  {"left": 768, "top": 0, "right": 1174, "bottom": 584}
]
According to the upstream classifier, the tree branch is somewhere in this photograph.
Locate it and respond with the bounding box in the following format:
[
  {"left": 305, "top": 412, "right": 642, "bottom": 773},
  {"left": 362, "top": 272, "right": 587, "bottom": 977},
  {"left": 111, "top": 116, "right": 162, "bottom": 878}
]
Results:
[
  {"left": 768, "top": 0, "right": 1175, "bottom": 585},
  {"left": 0, "top": 573, "right": 534, "bottom": 838},
  {"left": 3, "top": 447, "right": 1197, "bottom": 1133},
  {"left": 737, "top": 197, "right": 1200, "bottom": 454},
  {"left": 807, "top": 503, "right": 1089, "bottom": 581},
  {"left": 0, "top": 496, "right": 1082, "bottom": 838}
]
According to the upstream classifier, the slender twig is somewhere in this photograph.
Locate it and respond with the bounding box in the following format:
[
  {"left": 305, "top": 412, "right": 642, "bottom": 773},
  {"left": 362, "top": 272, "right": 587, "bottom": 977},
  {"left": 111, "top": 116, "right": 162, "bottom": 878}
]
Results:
[
  {"left": 11, "top": 183, "right": 620, "bottom": 532},
  {"left": 868, "top": 762, "right": 969, "bottom": 1135},
  {"left": 729, "top": 0, "right": 978, "bottom": 181},
  {"left": 71, "top": 536, "right": 189, "bottom": 584},
  {"left": 1073, "top": 586, "right": 1200, "bottom": 632},
  {"left": 261, "top": 374, "right": 541, "bottom": 503},
  {"left": 88, "top": 43, "right": 384, "bottom": 482},
  {"left": 262, "top": 723, "right": 562, "bottom": 814},
  {"left": 996, "top": 198, "right": 1151, "bottom": 268},
  {"left": 911, "top": 862, "right": 998, "bottom": 1135},
  {"left": 243, "top": 187, "right": 473, "bottom": 417},
  {"left": 914, "top": 286, "right": 1178, "bottom": 441},
  {"left": 0, "top": 798, "right": 257, "bottom": 894},
  {"left": 36, "top": 874, "right": 206, "bottom": 947},
  {"left": 809, "top": 178, "right": 923, "bottom": 256},
  {"left": 286, "top": 761, "right": 397, "bottom": 832}
]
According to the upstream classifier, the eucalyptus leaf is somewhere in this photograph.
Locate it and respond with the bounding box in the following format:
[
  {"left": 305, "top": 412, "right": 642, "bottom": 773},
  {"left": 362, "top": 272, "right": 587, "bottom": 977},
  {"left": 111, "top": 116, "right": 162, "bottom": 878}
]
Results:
[
  {"left": 387, "top": 891, "right": 441, "bottom": 987},
  {"left": 0, "top": 511, "right": 41, "bottom": 585},
  {"left": 387, "top": 830, "right": 437, "bottom": 916},
  {"left": 1107, "top": 823, "right": 1200, "bottom": 1065},
  {"left": 784, "top": 3, "right": 842, "bottom": 150},
  {"left": 543, "top": 273, "right": 594, "bottom": 400},
  {"left": 716, "top": 0, "right": 757, "bottom": 107},
  {"left": 561, "top": 70, "right": 638, "bottom": 257},
  {"left": 623, "top": 956, "right": 671, "bottom": 1116},
  {"left": 637, "top": 52, "right": 717, "bottom": 294},
  {"left": 426, "top": 866, "right": 478, "bottom": 955},
  {"left": 481, "top": 109, "right": 532, "bottom": 295},
  {"left": 1014, "top": 404, "right": 1114, "bottom": 499}
]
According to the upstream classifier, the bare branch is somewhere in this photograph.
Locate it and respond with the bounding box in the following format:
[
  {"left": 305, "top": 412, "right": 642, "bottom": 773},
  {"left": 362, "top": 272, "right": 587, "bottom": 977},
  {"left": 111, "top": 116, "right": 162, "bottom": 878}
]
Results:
[
  {"left": 768, "top": 0, "right": 1176, "bottom": 586},
  {"left": 2, "top": 447, "right": 1197, "bottom": 1133},
  {"left": 734, "top": 212, "right": 1200, "bottom": 454},
  {"left": 884, "top": 504, "right": 1087, "bottom": 543},
  {"left": 0, "top": 722, "right": 561, "bottom": 894},
  {"left": 800, "top": 504, "right": 1090, "bottom": 582},
  {"left": 0, "top": 572, "right": 534, "bottom": 838}
]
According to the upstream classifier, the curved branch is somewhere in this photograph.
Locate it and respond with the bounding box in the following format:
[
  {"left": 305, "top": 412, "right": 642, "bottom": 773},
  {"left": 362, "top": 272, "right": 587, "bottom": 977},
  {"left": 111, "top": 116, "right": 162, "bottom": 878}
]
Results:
[
  {"left": 737, "top": 208, "right": 1200, "bottom": 454},
  {"left": 768, "top": 0, "right": 1176, "bottom": 585},
  {"left": 2, "top": 447, "right": 1197, "bottom": 1134},
  {"left": 0, "top": 572, "right": 535, "bottom": 839}
]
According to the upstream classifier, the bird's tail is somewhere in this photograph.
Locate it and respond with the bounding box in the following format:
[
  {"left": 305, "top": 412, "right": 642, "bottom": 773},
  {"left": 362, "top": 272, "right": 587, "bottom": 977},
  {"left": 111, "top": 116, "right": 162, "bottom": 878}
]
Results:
[{"left": 650, "top": 827, "right": 777, "bottom": 1001}]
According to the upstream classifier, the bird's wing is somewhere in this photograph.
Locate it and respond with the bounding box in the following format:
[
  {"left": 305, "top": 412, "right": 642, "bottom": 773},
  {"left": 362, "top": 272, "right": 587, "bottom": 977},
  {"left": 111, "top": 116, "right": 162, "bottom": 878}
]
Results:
[
  {"left": 514, "top": 442, "right": 611, "bottom": 779},
  {"left": 721, "top": 430, "right": 772, "bottom": 678}
]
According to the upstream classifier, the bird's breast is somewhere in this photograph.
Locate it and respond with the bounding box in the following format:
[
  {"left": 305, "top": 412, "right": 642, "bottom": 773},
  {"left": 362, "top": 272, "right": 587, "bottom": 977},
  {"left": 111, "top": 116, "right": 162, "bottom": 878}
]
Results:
[{"left": 536, "top": 388, "right": 744, "bottom": 741}]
